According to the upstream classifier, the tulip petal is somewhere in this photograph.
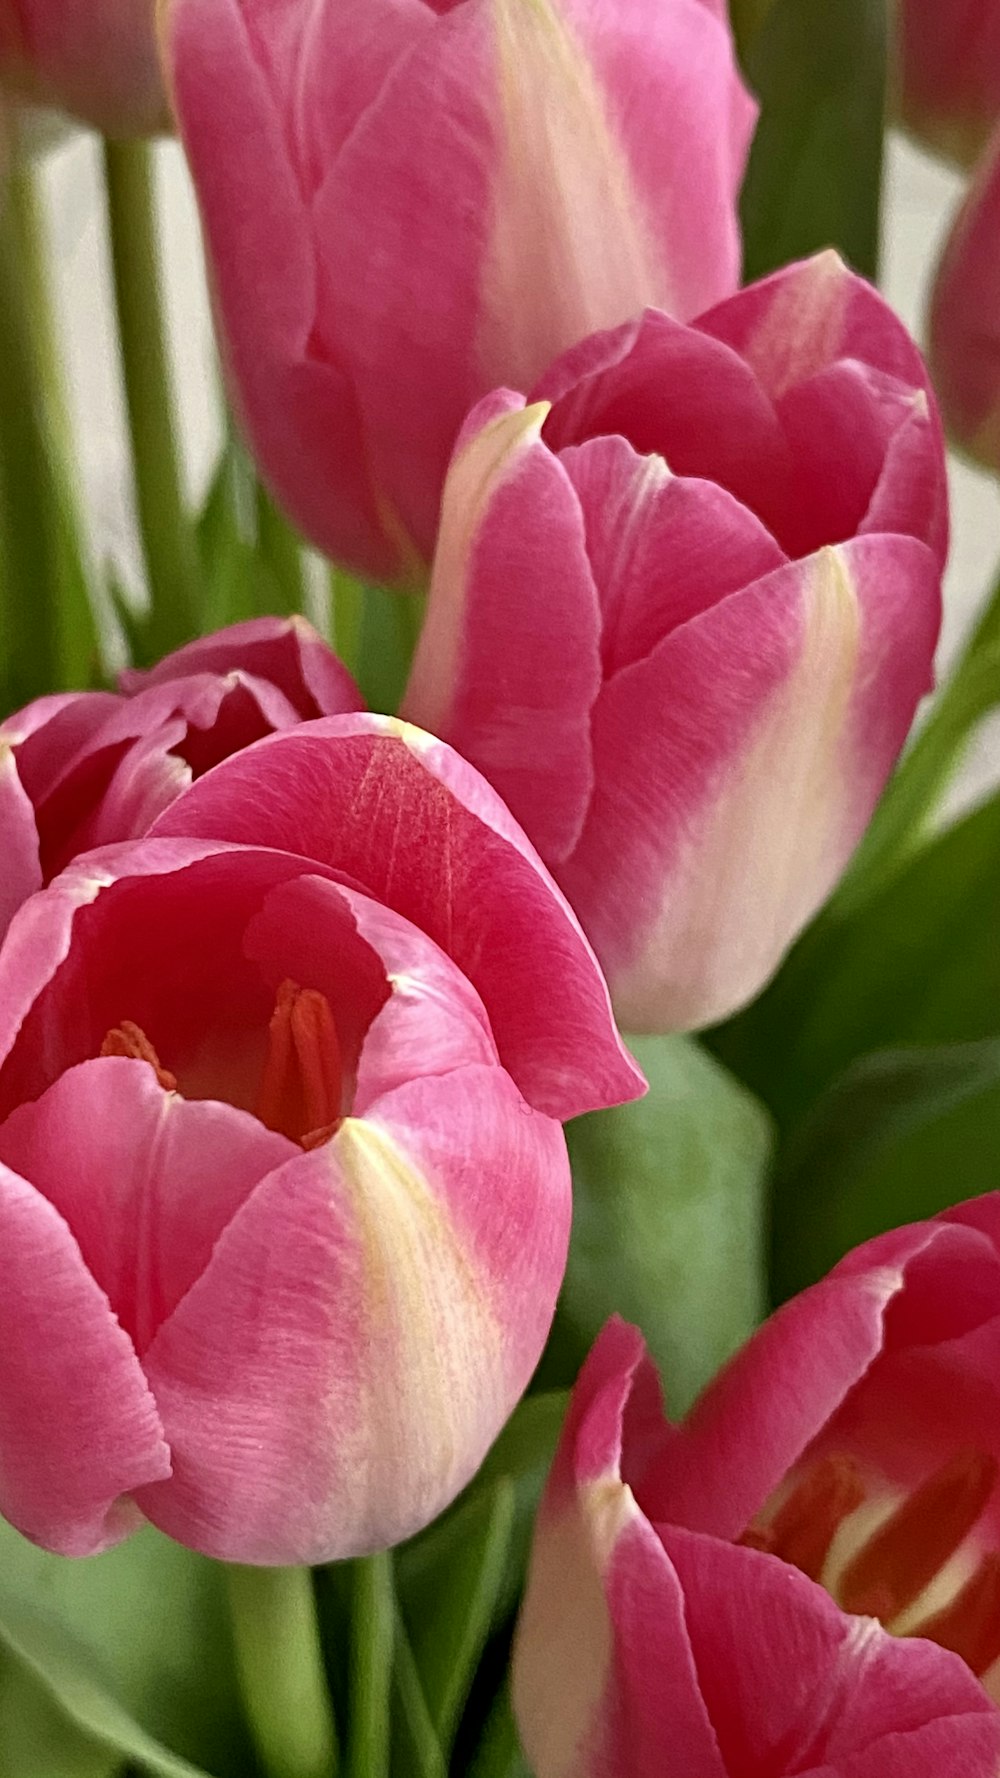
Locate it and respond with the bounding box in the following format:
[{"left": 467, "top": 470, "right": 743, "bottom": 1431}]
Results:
[
  {"left": 166, "top": 0, "right": 397, "bottom": 576},
  {"left": 0, "top": 744, "right": 42, "bottom": 939},
  {"left": 0, "top": 1058, "right": 295, "bottom": 1354},
  {"left": 403, "top": 398, "right": 603, "bottom": 863},
  {"left": 0, "top": 1159, "right": 170, "bottom": 1557},
  {"left": 119, "top": 614, "right": 362, "bottom": 719},
  {"left": 562, "top": 536, "right": 939, "bottom": 1031},
  {"left": 135, "top": 1066, "right": 569, "bottom": 1562},
  {"left": 930, "top": 126, "right": 1000, "bottom": 473},
  {"left": 152, "top": 717, "right": 644, "bottom": 1118},
  {"left": 661, "top": 1526, "right": 1000, "bottom": 1777}
]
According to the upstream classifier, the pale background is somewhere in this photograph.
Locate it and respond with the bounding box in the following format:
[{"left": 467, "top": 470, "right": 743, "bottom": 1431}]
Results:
[{"left": 33, "top": 128, "right": 1000, "bottom": 804}]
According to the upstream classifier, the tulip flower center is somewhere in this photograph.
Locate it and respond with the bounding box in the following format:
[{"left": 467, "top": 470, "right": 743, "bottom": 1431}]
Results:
[
  {"left": 254, "top": 979, "right": 343, "bottom": 1148},
  {"left": 744, "top": 1449, "right": 1000, "bottom": 1680},
  {"left": 99, "top": 980, "right": 343, "bottom": 1149}
]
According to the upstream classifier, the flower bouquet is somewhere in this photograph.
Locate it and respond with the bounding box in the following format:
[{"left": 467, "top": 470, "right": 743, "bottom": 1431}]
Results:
[{"left": 1, "top": 0, "right": 1000, "bottom": 1773}]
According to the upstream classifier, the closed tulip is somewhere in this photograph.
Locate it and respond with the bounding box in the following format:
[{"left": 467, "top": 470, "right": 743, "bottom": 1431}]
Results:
[
  {"left": 514, "top": 1197, "right": 1000, "bottom": 1776},
  {"left": 0, "top": 616, "right": 361, "bottom": 941},
  {"left": 404, "top": 253, "right": 947, "bottom": 1032},
  {"left": 897, "top": 0, "right": 1000, "bottom": 167},
  {"left": 0, "top": 0, "right": 168, "bottom": 136},
  {"left": 164, "top": 0, "right": 755, "bottom": 581},
  {"left": 0, "top": 715, "right": 641, "bottom": 1564},
  {"left": 930, "top": 125, "right": 1000, "bottom": 474}
]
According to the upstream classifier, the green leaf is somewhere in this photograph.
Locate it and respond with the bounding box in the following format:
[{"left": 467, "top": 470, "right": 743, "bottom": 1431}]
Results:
[
  {"left": 465, "top": 1683, "right": 529, "bottom": 1778},
  {"left": 0, "top": 1655, "right": 121, "bottom": 1778},
  {"left": 739, "top": 0, "right": 887, "bottom": 281},
  {"left": 402, "top": 1483, "right": 514, "bottom": 1758},
  {"left": 772, "top": 1041, "right": 1000, "bottom": 1298},
  {"left": 543, "top": 1036, "right": 771, "bottom": 1416},
  {"left": 354, "top": 585, "right": 425, "bottom": 715},
  {"left": 714, "top": 786, "right": 1000, "bottom": 1128},
  {"left": 0, "top": 1522, "right": 249, "bottom": 1778}
]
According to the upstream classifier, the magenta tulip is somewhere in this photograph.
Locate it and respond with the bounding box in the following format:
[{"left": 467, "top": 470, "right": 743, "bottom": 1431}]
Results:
[
  {"left": 930, "top": 126, "right": 1000, "bottom": 474},
  {"left": 164, "top": 0, "right": 755, "bottom": 581},
  {"left": 897, "top": 0, "right": 1000, "bottom": 167},
  {"left": 403, "top": 253, "right": 947, "bottom": 1032},
  {"left": 0, "top": 715, "right": 641, "bottom": 1563},
  {"left": 513, "top": 1197, "right": 1000, "bottom": 1775},
  {"left": 0, "top": 0, "right": 168, "bottom": 136},
  {"left": 0, "top": 616, "right": 361, "bottom": 941}
]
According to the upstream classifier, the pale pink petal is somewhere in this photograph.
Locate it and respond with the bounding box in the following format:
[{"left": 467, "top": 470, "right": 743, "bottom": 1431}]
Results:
[
  {"left": 151, "top": 717, "right": 644, "bottom": 1119},
  {"left": 403, "top": 398, "right": 603, "bottom": 863},
  {"left": 0, "top": 1058, "right": 294, "bottom": 1354},
  {"left": 120, "top": 614, "right": 362, "bottom": 718},
  {"left": 0, "top": 1158, "right": 170, "bottom": 1557},
  {"left": 135, "top": 1066, "right": 569, "bottom": 1562},
  {"left": 0, "top": 744, "right": 42, "bottom": 938},
  {"left": 561, "top": 537, "right": 939, "bottom": 1031}
]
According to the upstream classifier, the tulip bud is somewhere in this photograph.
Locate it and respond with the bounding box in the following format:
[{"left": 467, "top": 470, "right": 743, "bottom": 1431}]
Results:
[
  {"left": 896, "top": 0, "right": 1000, "bottom": 168},
  {"left": 930, "top": 125, "right": 1000, "bottom": 474},
  {"left": 403, "top": 253, "right": 946, "bottom": 1033},
  {"left": 164, "top": 0, "right": 755, "bottom": 580},
  {"left": 514, "top": 1194, "right": 1000, "bottom": 1777},
  {"left": 0, "top": 0, "right": 169, "bottom": 137}
]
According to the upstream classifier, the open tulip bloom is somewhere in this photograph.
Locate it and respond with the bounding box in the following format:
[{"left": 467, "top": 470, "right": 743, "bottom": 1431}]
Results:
[{"left": 3, "top": 0, "right": 1000, "bottom": 1770}]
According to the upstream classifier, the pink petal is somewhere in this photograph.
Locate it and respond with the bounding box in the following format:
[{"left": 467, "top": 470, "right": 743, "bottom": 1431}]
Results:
[
  {"left": 0, "top": 0, "right": 169, "bottom": 135},
  {"left": 662, "top": 1526, "right": 1000, "bottom": 1776},
  {"left": 403, "top": 398, "right": 603, "bottom": 864},
  {"left": 0, "top": 1158, "right": 169, "bottom": 1557},
  {"left": 166, "top": 0, "right": 399, "bottom": 578},
  {"left": 929, "top": 125, "right": 1000, "bottom": 473},
  {"left": 898, "top": 0, "right": 1000, "bottom": 167},
  {"left": 1, "top": 690, "right": 120, "bottom": 806},
  {"left": 119, "top": 614, "right": 362, "bottom": 718},
  {"left": 560, "top": 536, "right": 939, "bottom": 1031},
  {"left": 151, "top": 716, "right": 644, "bottom": 1119},
  {"left": 135, "top": 1065, "right": 570, "bottom": 1562},
  {"left": 0, "top": 744, "right": 42, "bottom": 939},
  {"left": 0, "top": 1058, "right": 295, "bottom": 1355}
]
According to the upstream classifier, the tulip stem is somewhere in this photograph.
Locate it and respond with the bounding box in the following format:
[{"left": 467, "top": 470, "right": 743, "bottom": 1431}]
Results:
[
  {"left": 346, "top": 1551, "right": 395, "bottom": 1778},
  {"left": 225, "top": 1564, "right": 339, "bottom": 1778},
  {"left": 330, "top": 568, "right": 365, "bottom": 674},
  {"left": 102, "top": 138, "right": 200, "bottom": 659},
  {"left": 256, "top": 479, "right": 308, "bottom": 615}
]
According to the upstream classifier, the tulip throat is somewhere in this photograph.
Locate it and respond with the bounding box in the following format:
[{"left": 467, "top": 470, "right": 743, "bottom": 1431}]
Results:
[
  {"left": 255, "top": 979, "right": 343, "bottom": 1148},
  {"left": 743, "top": 1449, "right": 1000, "bottom": 1679}
]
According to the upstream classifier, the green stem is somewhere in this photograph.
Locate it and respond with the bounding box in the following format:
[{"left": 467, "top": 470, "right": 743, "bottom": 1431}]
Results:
[
  {"left": 225, "top": 1566, "right": 338, "bottom": 1778},
  {"left": 256, "top": 480, "right": 307, "bottom": 615},
  {"left": 329, "top": 568, "right": 365, "bottom": 673},
  {"left": 346, "top": 1553, "right": 394, "bottom": 1778},
  {"left": 836, "top": 565, "right": 1000, "bottom": 914},
  {"left": 102, "top": 139, "right": 200, "bottom": 658}
]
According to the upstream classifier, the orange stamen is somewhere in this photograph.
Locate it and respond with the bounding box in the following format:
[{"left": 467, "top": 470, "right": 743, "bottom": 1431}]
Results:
[
  {"left": 256, "top": 980, "right": 342, "bottom": 1146},
  {"left": 838, "top": 1451, "right": 998, "bottom": 1622},
  {"left": 101, "top": 1020, "right": 176, "bottom": 1091},
  {"left": 742, "top": 1455, "right": 865, "bottom": 1583}
]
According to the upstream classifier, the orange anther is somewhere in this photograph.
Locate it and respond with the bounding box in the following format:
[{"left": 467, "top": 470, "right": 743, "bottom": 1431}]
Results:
[
  {"left": 256, "top": 980, "right": 342, "bottom": 1146},
  {"left": 101, "top": 1020, "right": 176, "bottom": 1091},
  {"left": 838, "top": 1450, "right": 998, "bottom": 1622},
  {"left": 742, "top": 1454, "right": 865, "bottom": 1583}
]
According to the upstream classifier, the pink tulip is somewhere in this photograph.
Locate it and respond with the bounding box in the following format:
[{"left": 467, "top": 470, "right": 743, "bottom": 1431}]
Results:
[
  {"left": 0, "top": 616, "right": 361, "bottom": 941},
  {"left": 930, "top": 125, "right": 1000, "bottom": 474},
  {"left": 403, "top": 253, "right": 947, "bottom": 1032},
  {"left": 0, "top": 714, "right": 641, "bottom": 1563},
  {"left": 897, "top": 0, "right": 1000, "bottom": 167},
  {"left": 513, "top": 1196, "right": 1000, "bottom": 1776},
  {"left": 0, "top": 0, "right": 169, "bottom": 136},
  {"left": 164, "top": 0, "right": 755, "bottom": 582}
]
